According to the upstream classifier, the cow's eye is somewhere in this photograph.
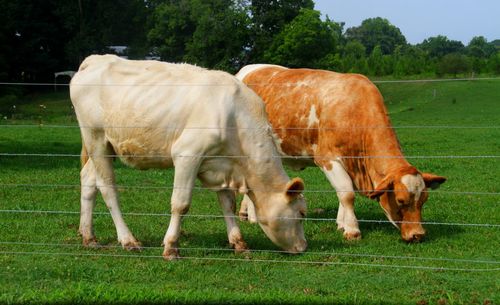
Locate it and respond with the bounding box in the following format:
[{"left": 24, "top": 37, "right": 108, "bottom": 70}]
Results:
[{"left": 397, "top": 198, "right": 405, "bottom": 205}]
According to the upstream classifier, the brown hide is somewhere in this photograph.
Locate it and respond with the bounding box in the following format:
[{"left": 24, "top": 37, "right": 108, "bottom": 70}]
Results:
[{"left": 242, "top": 66, "right": 411, "bottom": 193}]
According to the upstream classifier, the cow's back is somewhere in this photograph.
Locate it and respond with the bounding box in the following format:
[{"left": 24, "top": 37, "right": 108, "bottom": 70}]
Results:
[
  {"left": 70, "top": 55, "right": 266, "bottom": 170},
  {"left": 238, "top": 65, "right": 398, "bottom": 166}
]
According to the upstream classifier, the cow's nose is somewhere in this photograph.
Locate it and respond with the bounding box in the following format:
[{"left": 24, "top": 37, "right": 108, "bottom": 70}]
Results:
[
  {"left": 404, "top": 232, "right": 425, "bottom": 243},
  {"left": 295, "top": 239, "right": 308, "bottom": 253},
  {"left": 288, "top": 239, "right": 307, "bottom": 254}
]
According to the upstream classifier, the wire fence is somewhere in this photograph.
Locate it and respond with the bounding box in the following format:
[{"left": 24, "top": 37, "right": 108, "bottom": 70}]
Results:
[
  {"left": 0, "top": 78, "right": 499, "bottom": 273},
  {"left": 0, "top": 209, "right": 498, "bottom": 228},
  {"left": 1, "top": 76, "right": 500, "bottom": 87}
]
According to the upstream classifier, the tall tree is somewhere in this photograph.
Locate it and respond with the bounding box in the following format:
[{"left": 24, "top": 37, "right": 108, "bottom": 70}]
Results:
[
  {"left": 0, "top": 0, "right": 71, "bottom": 81},
  {"left": 393, "top": 45, "right": 428, "bottom": 76},
  {"left": 148, "top": 0, "right": 196, "bottom": 63},
  {"left": 466, "top": 36, "right": 496, "bottom": 73},
  {"left": 341, "top": 40, "right": 368, "bottom": 74},
  {"left": 419, "top": 35, "right": 464, "bottom": 58},
  {"left": 344, "top": 17, "right": 406, "bottom": 55},
  {"left": 437, "top": 53, "right": 471, "bottom": 77},
  {"left": 148, "top": 0, "right": 250, "bottom": 72},
  {"left": 0, "top": 0, "right": 148, "bottom": 82},
  {"left": 184, "top": 0, "right": 250, "bottom": 71},
  {"left": 264, "top": 8, "right": 341, "bottom": 68},
  {"left": 248, "top": 0, "right": 314, "bottom": 62}
]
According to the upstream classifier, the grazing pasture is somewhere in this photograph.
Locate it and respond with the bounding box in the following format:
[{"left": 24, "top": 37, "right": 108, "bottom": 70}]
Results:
[{"left": 0, "top": 79, "right": 499, "bottom": 304}]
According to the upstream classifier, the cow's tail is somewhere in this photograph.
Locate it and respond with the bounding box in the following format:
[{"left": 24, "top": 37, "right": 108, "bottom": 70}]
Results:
[{"left": 80, "top": 138, "right": 89, "bottom": 168}]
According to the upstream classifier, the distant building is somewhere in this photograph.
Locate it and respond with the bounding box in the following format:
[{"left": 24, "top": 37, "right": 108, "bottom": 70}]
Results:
[
  {"left": 108, "top": 46, "right": 129, "bottom": 59},
  {"left": 107, "top": 45, "right": 160, "bottom": 60}
]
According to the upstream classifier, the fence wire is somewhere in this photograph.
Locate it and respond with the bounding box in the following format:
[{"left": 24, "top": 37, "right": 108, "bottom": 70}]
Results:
[
  {"left": 0, "top": 250, "right": 498, "bottom": 273},
  {"left": 0, "top": 209, "right": 498, "bottom": 228},
  {"left": 0, "top": 182, "right": 498, "bottom": 197},
  {"left": 1, "top": 78, "right": 499, "bottom": 272}
]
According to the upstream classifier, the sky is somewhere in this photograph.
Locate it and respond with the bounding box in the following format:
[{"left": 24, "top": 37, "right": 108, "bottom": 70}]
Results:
[{"left": 313, "top": 0, "right": 500, "bottom": 45}]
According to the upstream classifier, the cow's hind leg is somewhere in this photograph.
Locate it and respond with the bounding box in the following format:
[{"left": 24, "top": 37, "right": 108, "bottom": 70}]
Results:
[
  {"left": 90, "top": 137, "right": 141, "bottom": 250},
  {"left": 79, "top": 158, "right": 98, "bottom": 247},
  {"left": 218, "top": 190, "right": 248, "bottom": 252},
  {"left": 321, "top": 160, "right": 361, "bottom": 240},
  {"left": 238, "top": 194, "right": 258, "bottom": 223}
]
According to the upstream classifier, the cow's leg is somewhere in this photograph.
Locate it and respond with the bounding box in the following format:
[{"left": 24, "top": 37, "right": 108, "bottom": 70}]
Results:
[
  {"left": 321, "top": 160, "right": 361, "bottom": 240},
  {"left": 91, "top": 139, "right": 141, "bottom": 250},
  {"left": 162, "top": 155, "right": 201, "bottom": 260},
  {"left": 238, "top": 194, "right": 257, "bottom": 223},
  {"left": 79, "top": 158, "right": 98, "bottom": 247},
  {"left": 218, "top": 190, "right": 248, "bottom": 252}
]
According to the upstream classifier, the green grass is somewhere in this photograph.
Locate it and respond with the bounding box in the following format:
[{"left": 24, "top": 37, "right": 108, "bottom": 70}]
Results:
[{"left": 0, "top": 82, "right": 499, "bottom": 305}]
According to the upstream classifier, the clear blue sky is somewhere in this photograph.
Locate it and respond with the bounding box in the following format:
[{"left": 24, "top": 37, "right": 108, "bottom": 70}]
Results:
[{"left": 314, "top": 0, "right": 500, "bottom": 45}]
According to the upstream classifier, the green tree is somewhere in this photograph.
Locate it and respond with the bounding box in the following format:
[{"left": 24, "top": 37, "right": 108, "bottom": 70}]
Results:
[
  {"left": 393, "top": 45, "right": 428, "bottom": 76},
  {"left": 367, "top": 45, "right": 389, "bottom": 76},
  {"left": 437, "top": 53, "right": 471, "bottom": 77},
  {"left": 344, "top": 17, "right": 406, "bottom": 55},
  {"left": 467, "top": 36, "right": 496, "bottom": 73},
  {"left": 487, "top": 52, "right": 500, "bottom": 74},
  {"left": 342, "top": 40, "right": 368, "bottom": 74},
  {"left": 419, "top": 35, "right": 464, "bottom": 58},
  {"left": 147, "top": 0, "right": 195, "bottom": 63},
  {"left": 0, "top": 0, "right": 71, "bottom": 81},
  {"left": 184, "top": 0, "right": 250, "bottom": 71},
  {"left": 264, "top": 8, "right": 341, "bottom": 68},
  {"left": 148, "top": 0, "right": 250, "bottom": 72},
  {"left": 0, "top": 0, "right": 148, "bottom": 82},
  {"left": 248, "top": 0, "right": 314, "bottom": 62}
]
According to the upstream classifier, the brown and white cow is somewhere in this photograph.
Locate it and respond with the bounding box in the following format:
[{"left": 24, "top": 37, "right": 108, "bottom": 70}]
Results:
[
  {"left": 70, "top": 55, "right": 307, "bottom": 260},
  {"left": 236, "top": 64, "right": 446, "bottom": 242}
]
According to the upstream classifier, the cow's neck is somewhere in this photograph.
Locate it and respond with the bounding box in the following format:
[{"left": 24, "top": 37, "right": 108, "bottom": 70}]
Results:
[
  {"left": 346, "top": 126, "right": 413, "bottom": 195},
  {"left": 237, "top": 123, "right": 289, "bottom": 207}
]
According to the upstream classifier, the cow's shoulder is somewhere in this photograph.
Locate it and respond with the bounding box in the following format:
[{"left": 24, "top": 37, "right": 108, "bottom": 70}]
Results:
[{"left": 236, "top": 64, "right": 286, "bottom": 81}]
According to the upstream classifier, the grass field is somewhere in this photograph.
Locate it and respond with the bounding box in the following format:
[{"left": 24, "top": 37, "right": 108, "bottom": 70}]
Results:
[{"left": 0, "top": 79, "right": 499, "bottom": 304}]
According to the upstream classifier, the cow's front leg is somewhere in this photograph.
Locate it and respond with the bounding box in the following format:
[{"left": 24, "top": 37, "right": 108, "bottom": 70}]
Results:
[
  {"left": 218, "top": 190, "right": 248, "bottom": 253},
  {"left": 321, "top": 160, "right": 361, "bottom": 240},
  {"left": 162, "top": 155, "right": 201, "bottom": 260}
]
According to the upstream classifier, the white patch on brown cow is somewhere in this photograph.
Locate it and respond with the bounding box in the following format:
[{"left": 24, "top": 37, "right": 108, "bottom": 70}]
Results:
[
  {"left": 401, "top": 174, "right": 425, "bottom": 202},
  {"left": 307, "top": 105, "right": 319, "bottom": 128}
]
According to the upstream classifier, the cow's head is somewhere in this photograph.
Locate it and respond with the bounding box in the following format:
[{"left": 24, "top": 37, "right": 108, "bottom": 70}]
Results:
[
  {"left": 368, "top": 169, "right": 446, "bottom": 242},
  {"left": 250, "top": 177, "right": 307, "bottom": 253}
]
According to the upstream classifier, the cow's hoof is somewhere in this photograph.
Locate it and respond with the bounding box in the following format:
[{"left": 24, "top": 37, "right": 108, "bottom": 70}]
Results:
[
  {"left": 343, "top": 230, "right": 362, "bottom": 241},
  {"left": 232, "top": 240, "right": 249, "bottom": 253},
  {"left": 82, "top": 237, "right": 99, "bottom": 248},
  {"left": 239, "top": 212, "right": 249, "bottom": 222},
  {"left": 163, "top": 248, "right": 180, "bottom": 261},
  {"left": 123, "top": 240, "right": 142, "bottom": 251}
]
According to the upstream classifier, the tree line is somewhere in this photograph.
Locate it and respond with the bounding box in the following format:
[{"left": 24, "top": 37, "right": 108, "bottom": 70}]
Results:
[{"left": 1, "top": 0, "right": 500, "bottom": 83}]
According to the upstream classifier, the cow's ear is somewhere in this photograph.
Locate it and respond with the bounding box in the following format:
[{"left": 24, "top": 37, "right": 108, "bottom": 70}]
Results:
[
  {"left": 422, "top": 173, "right": 447, "bottom": 190},
  {"left": 368, "top": 175, "right": 393, "bottom": 200},
  {"left": 286, "top": 177, "right": 304, "bottom": 200}
]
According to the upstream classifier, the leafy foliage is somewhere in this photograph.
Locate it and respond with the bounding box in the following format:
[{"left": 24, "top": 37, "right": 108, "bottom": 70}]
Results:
[
  {"left": 263, "top": 8, "right": 340, "bottom": 68},
  {"left": 0, "top": 0, "right": 499, "bottom": 81},
  {"left": 345, "top": 17, "right": 407, "bottom": 55}
]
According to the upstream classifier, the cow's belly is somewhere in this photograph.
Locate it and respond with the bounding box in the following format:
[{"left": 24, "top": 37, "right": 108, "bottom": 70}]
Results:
[
  {"left": 104, "top": 123, "right": 176, "bottom": 169},
  {"left": 111, "top": 137, "right": 173, "bottom": 170},
  {"left": 197, "top": 159, "right": 247, "bottom": 192},
  {"left": 274, "top": 131, "right": 317, "bottom": 170}
]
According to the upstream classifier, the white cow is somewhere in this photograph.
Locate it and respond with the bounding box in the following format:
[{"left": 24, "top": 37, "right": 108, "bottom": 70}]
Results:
[{"left": 70, "top": 55, "right": 307, "bottom": 260}]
